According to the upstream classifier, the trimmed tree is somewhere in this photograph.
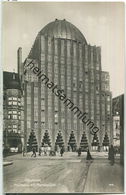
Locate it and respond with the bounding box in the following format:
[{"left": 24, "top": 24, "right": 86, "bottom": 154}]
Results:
[
  {"left": 55, "top": 131, "right": 64, "bottom": 148},
  {"left": 68, "top": 131, "right": 77, "bottom": 152},
  {"left": 27, "top": 130, "right": 38, "bottom": 152},
  {"left": 41, "top": 130, "right": 51, "bottom": 147},
  {"left": 80, "top": 131, "right": 88, "bottom": 151},
  {"left": 102, "top": 132, "right": 109, "bottom": 146},
  {"left": 91, "top": 133, "right": 99, "bottom": 146}
]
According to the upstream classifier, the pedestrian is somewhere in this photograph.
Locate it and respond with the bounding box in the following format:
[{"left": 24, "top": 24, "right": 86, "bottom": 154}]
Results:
[
  {"left": 86, "top": 147, "right": 93, "bottom": 160},
  {"left": 41, "top": 146, "right": 44, "bottom": 155},
  {"left": 60, "top": 147, "right": 64, "bottom": 157},
  {"left": 44, "top": 147, "right": 47, "bottom": 156},
  {"left": 38, "top": 147, "right": 42, "bottom": 156},
  {"left": 109, "top": 144, "right": 115, "bottom": 165},
  {"left": 31, "top": 147, "right": 36, "bottom": 157},
  {"left": 98, "top": 145, "right": 100, "bottom": 152},
  {"left": 78, "top": 147, "right": 81, "bottom": 157},
  {"left": 108, "top": 145, "right": 111, "bottom": 160},
  {"left": 22, "top": 147, "right": 26, "bottom": 157}
]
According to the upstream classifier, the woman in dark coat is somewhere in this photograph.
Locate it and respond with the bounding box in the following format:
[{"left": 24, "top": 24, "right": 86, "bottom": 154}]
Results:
[
  {"left": 78, "top": 147, "right": 81, "bottom": 156},
  {"left": 86, "top": 148, "right": 93, "bottom": 160},
  {"left": 31, "top": 147, "right": 36, "bottom": 157},
  {"left": 109, "top": 144, "right": 115, "bottom": 165},
  {"left": 60, "top": 147, "right": 64, "bottom": 157}
]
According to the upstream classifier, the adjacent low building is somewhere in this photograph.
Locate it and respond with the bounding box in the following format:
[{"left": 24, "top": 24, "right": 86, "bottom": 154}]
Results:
[
  {"left": 3, "top": 71, "right": 23, "bottom": 153},
  {"left": 112, "top": 94, "right": 124, "bottom": 164}
]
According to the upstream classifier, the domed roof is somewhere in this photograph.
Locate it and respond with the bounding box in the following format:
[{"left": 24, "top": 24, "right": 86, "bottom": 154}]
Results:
[{"left": 39, "top": 19, "right": 87, "bottom": 44}]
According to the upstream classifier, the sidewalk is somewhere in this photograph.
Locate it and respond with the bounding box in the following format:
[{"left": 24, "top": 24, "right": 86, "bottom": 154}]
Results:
[
  {"left": 84, "top": 159, "right": 124, "bottom": 193},
  {"left": 4, "top": 151, "right": 120, "bottom": 161}
]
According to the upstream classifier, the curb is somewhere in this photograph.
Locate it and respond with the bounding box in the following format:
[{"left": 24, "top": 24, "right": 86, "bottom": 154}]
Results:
[{"left": 3, "top": 162, "right": 13, "bottom": 166}]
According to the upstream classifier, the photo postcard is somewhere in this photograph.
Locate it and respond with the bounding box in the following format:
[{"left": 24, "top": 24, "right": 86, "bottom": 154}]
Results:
[{"left": 2, "top": 1, "right": 125, "bottom": 194}]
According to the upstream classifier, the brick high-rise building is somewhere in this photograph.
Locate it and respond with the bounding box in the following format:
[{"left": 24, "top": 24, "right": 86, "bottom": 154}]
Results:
[{"left": 19, "top": 19, "right": 112, "bottom": 151}]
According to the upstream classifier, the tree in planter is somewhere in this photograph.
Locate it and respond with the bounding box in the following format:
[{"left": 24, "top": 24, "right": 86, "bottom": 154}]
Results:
[
  {"left": 41, "top": 130, "right": 51, "bottom": 147},
  {"left": 80, "top": 131, "right": 88, "bottom": 151},
  {"left": 68, "top": 131, "right": 77, "bottom": 152},
  {"left": 27, "top": 130, "right": 38, "bottom": 152},
  {"left": 91, "top": 133, "right": 99, "bottom": 151},
  {"left": 102, "top": 132, "right": 109, "bottom": 151},
  {"left": 55, "top": 131, "right": 64, "bottom": 151}
]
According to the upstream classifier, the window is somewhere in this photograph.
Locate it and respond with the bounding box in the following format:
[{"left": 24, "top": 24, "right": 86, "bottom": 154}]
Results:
[
  {"left": 85, "top": 94, "right": 88, "bottom": 101},
  {"left": 96, "top": 85, "right": 99, "bottom": 91},
  {"left": 107, "top": 95, "right": 110, "bottom": 101},
  {"left": 13, "top": 129, "right": 18, "bottom": 133},
  {"left": 67, "top": 41, "right": 71, "bottom": 57},
  {"left": 13, "top": 102, "right": 17, "bottom": 105},
  {"left": 85, "top": 74, "right": 88, "bottom": 82},
  {"left": 8, "top": 111, "right": 12, "bottom": 114},
  {"left": 96, "top": 95, "right": 100, "bottom": 102},
  {"left": 106, "top": 74, "right": 109, "bottom": 80},
  {"left": 85, "top": 84, "right": 88, "bottom": 92},
  {"left": 8, "top": 129, "right": 12, "bottom": 133},
  {"left": 79, "top": 81, "right": 83, "bottom": 89},
  {"left": 13, "top": 111, "right": 17, "bottom": 114},
  {"left": 8, "top": 115, "right": 11, "bottom": 119},
  {"left": 96, "top": 63, "right": 99, "bottom": 70},
  {"left": 8, "top": 97, "right": 13, "bottom": 100},
  {"left": 61, "top": 40, "right": 65, "bottom": 56},
  {"left": 96, "top": 73, "right": 99, "bottom": 80},
  {"left": 8, "top": 101, "right": 12, "bottom": 105},
  {"left": 13, "top": 115, "right": 17, "bottom": 119},
  {"left": 107, "top": 105, "right": 110, "bottom": 112},
  {"left": 13, "top": 97, "right": 17, "bottom": 100},
  {"left": 73, "top": 43, "right": 76, "bottom": 57}
]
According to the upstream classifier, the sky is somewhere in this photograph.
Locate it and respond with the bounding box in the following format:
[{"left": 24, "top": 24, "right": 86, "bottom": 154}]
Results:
[{"left": 2, "top": 2, "right": 125, "bottom": 97}]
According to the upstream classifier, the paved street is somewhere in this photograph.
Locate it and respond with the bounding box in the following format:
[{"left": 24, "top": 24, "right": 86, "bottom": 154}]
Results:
[{"left": 4, "top": 152, "right": 124, "bottom": 193}]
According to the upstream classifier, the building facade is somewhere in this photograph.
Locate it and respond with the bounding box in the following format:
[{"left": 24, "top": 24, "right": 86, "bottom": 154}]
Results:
[
  {"left": 3, "top": 72, "right": 23, "bottom": 153},
  {"left": 18, "top": 19, "right": 112, "bottom": 151},
  {"left": 112, "top": 94, "right": 124, "bottom": 164}
]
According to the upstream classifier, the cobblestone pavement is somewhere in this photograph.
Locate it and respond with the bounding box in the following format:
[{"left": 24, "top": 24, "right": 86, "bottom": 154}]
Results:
[{"left": 3, "top": 152, "right": 123, "bottom": 193}]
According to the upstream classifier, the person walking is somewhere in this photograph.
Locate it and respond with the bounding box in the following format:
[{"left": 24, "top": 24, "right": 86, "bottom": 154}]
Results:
[
  {"left": 31, "top": 147, "right": 36, "bottom": 157},
  {"left": 38, "top": 147, "right": 42, "bottom": 156},
  {"left": 78, "top": 147, "right": 81, "bottom": 157},
  {"left": 44, "top": 146, "right": 47, "bottom": 156},
  {"left": 22, "top": 147, "right": 26, "bottom": 157},
  {"left": 109, "top": 144, "right": 115, "bottom": 165},
  {"left": 108, "top": 145, "right": 111, "bottom": 160},
  {"left": 60, "top": 147, "right": 64, "bottom": 157},
  {"left": 86, "top": 148, "right": 93, "bottom": 160}
]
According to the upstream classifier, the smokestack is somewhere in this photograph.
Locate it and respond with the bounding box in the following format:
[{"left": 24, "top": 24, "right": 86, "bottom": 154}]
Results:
[{"left": 17, "top": 47, "right": 22, "bottom": 78}]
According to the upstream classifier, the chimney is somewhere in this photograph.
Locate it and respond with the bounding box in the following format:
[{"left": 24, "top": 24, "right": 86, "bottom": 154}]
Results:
[{"left": 17, "top": 47, "right": 22, "bottom": 78}]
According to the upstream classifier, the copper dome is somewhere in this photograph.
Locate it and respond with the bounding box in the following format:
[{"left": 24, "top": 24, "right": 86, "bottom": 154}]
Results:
[{"left": 39, "top": 19, "right": 87, "bottom": 44}]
